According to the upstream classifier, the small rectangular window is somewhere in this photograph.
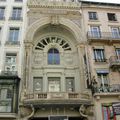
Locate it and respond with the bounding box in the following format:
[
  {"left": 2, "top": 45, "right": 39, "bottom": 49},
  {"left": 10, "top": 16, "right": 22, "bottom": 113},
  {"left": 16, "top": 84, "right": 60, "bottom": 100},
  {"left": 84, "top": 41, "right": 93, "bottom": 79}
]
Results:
[
  {"left": 88, "top": 12, "right": 98, "bottom": 20},
  {"left": 93, "top": 49, "right": 106, "bottom": 62},
  {"left": 8, "top": 27, "right": 19, "bottom": 41},
  {"left": 0, "top": 7, "right": 5, "bottom": 20},
  {"left": 107, "top": 13, "right": 117, "bottom": 21}
]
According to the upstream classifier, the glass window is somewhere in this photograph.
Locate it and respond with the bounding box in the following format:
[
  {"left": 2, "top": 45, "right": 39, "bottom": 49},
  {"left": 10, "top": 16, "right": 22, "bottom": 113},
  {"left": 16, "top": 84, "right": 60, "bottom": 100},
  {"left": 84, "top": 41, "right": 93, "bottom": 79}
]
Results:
[
  {"left": 66, "top": 77, "right": 75, "bottom": 92},
  {"left": 11, "top": 7, "right": 22, "bottom": 20},
  {"left": 88, "top": 12, "right": 98, "bottom": 20},
  {"left": 0, "top": 7, "right": 5, "bottom": 20},
  {"left": 107, "top": 13, "right": 117, "bottom": 21},
  {"left": 5, "top": 53, "right": 17, "bottom": 71},
  {"left": 97, "top": 73, "right": 109, "bottom": 91},
  {"left": 33, "top": 77, "right": 43, "bottom": 91},
  {"left": 93, "top": 49, "right": 106, "bottom": 62},
  {"left": 48, "top": 48, "right": 60, "bottom": 65},
  {"left": 48, "top": 77, "right": 60, "bottom": 92},
  {"left": 102, "top": 105, "right": 115, "bottom": 120},
  {"left": 0, "top": 85, "right": 13, "bottom": 112},
  {"left": 111, "top": 27, "right": 120, "bottom": 39},
  {"left": 8, "top": 28, "right": 19, "bottom": 41},
  {"left": 115, "top": 48, "right": 120, "bottom": 59},
  {"left": 90, "top": 26, "right": 101, "bottom": 38}
]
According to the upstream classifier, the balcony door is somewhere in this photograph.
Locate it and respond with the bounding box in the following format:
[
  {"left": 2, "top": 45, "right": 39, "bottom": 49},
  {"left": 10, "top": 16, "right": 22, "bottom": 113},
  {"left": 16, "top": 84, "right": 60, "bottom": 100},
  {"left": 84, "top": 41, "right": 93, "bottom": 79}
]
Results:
[
  {"left": 116, "top": 48, "right": 120, "bottom": 60},
  {"left": 111, "top": 27, "right": 120, "bottom": 39},
  {"left": 90, "top": 26, "right": 101, "bottom": 38},
  {"left": 48, "top": 77, "right": 60, "bottom": 92}
]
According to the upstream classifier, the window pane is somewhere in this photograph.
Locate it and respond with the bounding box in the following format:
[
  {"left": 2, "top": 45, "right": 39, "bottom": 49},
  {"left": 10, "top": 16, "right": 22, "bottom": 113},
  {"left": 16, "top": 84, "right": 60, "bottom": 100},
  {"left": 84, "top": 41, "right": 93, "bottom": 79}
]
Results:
[
  {"left": 48, "top": 48, "right": 60, "bottom": 65},
  {"left": 48, "top": 77, "right": 60, "bottom": 92},
  {"left": 94, "top": 49, "right": 105, "bottom": 62},
  {"left": 8, "top": 28, "right": 19, "bottom": 41}
]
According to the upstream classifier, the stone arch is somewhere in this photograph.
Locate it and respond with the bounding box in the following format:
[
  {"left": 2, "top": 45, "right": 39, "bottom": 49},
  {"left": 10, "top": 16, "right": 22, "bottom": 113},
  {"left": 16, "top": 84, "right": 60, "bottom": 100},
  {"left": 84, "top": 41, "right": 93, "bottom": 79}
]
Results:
[{"left": 25, "top": 17, "right": 83, "bottom": 43}]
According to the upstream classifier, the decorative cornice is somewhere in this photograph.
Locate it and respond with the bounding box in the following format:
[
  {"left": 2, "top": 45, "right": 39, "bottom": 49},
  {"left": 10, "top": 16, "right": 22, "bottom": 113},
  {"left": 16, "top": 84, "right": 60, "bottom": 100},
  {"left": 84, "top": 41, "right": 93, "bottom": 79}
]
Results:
[{"left": 27, "top": 0, "right": 81, "bottom": 9}]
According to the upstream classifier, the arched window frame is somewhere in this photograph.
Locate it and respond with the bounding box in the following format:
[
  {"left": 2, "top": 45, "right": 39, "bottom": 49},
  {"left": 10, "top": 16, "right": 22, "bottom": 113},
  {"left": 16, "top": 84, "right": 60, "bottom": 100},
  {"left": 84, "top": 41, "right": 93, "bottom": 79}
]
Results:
[{"left": 48, "top": 48, "right": 60, "bottom": 65}]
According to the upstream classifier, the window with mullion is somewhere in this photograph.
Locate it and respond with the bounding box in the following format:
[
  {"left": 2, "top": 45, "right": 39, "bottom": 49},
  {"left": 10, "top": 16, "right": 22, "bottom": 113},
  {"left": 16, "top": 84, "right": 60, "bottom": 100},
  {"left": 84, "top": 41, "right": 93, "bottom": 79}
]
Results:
[
  {"left": 48, "top": 48, "right": 60, "bottom": 65},
  {"left": 89, "top": 12, "right": 98, "bottom": 20},
  {"left": 115, "top": 48, "right": 120, "bottom": 59},
  {"left": 0, "top": 85, "right": 13, "bottom": 112},
  {"left": 94, "top": 49, "right": 106, "bottom": 62},
  {"left": 8, "top": 28, "right": 19, "bottom": 41},
  {"left": 12, "top": 8, "right": 22, "bottom": 20},
  {"left": 0, "top": 7, "right": 5, "bottom": 20},
  {"left": 90, "top": 26, "right": 101, "bottom": 38},
  {"left": 97, "top": 73, "right": 109, "bottom": 89},
  {"left": 111, "top": 27, "right": 120, "bottom": 39}
]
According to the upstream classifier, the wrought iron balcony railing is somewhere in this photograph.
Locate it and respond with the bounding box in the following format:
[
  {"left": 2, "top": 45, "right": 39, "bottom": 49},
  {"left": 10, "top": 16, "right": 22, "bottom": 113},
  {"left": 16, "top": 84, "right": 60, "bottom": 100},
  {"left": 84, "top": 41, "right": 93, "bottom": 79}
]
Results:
[
  {"left": 27, "top": 0, "right": 81, "bottom": 9},
  {"left": 91, "top": 84, "right": 120, "bottom": 94},
  {"left": 87, "top": 31, "right": 120, "bottom": 40},
  {"left": 109, "top": 56, "right": 120, "bottom": 69}
]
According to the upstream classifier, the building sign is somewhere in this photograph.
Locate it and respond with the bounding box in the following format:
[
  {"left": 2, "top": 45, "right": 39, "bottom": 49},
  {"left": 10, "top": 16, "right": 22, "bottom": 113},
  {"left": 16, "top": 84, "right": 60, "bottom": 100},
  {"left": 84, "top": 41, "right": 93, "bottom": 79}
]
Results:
[{"left": 113, "top": 103, "right": 120, "bottom": 115}]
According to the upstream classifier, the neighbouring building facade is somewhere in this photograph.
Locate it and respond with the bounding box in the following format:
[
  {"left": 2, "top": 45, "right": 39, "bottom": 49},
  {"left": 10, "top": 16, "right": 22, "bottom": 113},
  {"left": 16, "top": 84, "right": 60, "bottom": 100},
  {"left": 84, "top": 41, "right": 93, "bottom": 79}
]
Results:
[{"left": 0, "top": 0, "right": 120, "bottom": 120}]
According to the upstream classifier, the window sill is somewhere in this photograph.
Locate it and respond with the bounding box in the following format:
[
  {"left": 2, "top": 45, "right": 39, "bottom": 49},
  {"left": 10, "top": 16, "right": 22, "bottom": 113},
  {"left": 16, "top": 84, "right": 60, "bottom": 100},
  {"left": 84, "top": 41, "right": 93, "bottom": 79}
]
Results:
[
  {"left": 0, "top": 113, "right": 17, "bottom": 118},
  {"left": 88, "top": 20, "right": 100, "bottom": 22},
  {"left": 94, "top": 60, "right": 108, "bottom": 64},
  {"left": 108, "top": 20, "right": 119, "bottom": 23}
]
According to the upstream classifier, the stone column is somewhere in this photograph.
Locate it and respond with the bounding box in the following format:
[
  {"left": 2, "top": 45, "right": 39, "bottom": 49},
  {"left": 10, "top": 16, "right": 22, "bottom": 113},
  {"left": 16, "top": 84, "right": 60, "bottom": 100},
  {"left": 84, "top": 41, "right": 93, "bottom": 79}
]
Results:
[
  {"left": 24, "top": 42, "right": 33, "bottom": 93},
  {"left": 76, "top": 43, "right": 86, "bottom": 91}
]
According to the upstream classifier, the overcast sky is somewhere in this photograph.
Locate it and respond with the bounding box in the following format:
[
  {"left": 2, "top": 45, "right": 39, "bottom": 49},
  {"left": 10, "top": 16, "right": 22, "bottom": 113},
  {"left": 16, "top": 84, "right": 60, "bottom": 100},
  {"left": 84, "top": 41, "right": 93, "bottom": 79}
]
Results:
[{"left": 83, "top": 0, "right": 120, "bottom": 4}]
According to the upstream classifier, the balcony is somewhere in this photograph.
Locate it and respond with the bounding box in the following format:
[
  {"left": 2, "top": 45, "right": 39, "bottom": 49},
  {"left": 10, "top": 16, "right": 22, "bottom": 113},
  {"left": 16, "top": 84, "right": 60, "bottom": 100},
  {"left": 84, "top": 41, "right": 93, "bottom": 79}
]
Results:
[
  {"left": 109, "top": 56, "right": 120, "bottom": 70},
  {"left": 91, "top": 84, "right": 120, "bottom": 98},
  {"left": 27, "top": 0, "right": 81, "bottom": 9},
  {"left": 23, "top": 92, "right": 91, "bottom": 105},
  {"left": 87, "top": 31, "right": 120, "bottom": 43}
]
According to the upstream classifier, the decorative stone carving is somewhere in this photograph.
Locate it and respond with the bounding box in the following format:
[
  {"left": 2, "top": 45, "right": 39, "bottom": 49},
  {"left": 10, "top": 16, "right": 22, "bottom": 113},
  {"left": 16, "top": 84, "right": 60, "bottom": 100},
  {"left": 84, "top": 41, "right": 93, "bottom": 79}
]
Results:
[
  {"left": 51, "top": 15, "right": 59, "bottom": 25},
  {"left": 64, "top": 53, "right": 73, "bottom": 65},
  {"left": 33, "top": 52, "right": 43, "bottom": 65}
]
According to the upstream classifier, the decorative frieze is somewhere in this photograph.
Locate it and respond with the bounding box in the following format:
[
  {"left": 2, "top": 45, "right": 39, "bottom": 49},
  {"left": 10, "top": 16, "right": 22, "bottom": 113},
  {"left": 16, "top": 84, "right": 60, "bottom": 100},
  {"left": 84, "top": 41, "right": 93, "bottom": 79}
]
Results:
[{"left": 27, "top": 0, "right": 81, "bottom": 9}]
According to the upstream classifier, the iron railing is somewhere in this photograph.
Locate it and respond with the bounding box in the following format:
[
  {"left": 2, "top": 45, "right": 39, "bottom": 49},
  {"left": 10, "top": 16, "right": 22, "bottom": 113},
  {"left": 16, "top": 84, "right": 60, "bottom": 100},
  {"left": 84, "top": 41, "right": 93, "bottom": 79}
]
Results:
[
  {"left": 109, "top": 56, "right": 120, "bottom": 67},
  {"left": 87, "top": 31, "right": 120, "bottom": 40},
  {"left": 92, "top": 84, "right": 120, "bottom": 94}
]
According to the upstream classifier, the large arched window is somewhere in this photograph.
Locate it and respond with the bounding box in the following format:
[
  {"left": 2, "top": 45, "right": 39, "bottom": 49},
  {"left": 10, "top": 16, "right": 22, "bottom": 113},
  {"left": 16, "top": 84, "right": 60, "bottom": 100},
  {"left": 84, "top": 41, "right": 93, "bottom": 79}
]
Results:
[{"left": 48, "top": 48, "right": 60, "bottom": 65}]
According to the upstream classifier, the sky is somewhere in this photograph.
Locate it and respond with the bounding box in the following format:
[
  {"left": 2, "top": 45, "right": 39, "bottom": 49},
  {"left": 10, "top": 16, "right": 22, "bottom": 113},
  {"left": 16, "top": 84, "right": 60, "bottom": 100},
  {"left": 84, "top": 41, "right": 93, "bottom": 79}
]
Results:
[{"left": 83, "top": 0, "right": 120, "bottom": 4}]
